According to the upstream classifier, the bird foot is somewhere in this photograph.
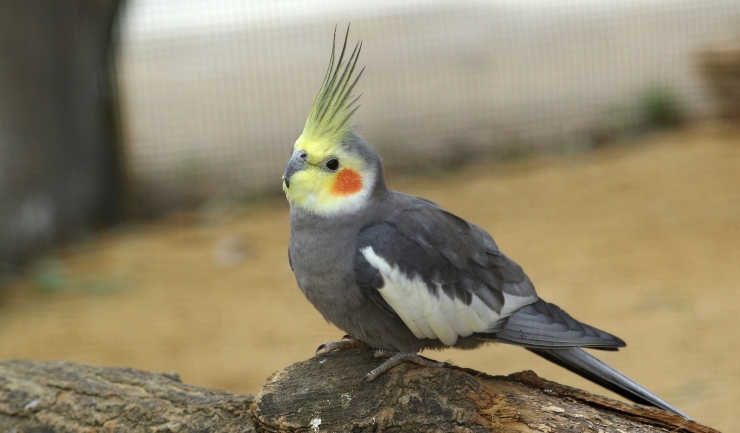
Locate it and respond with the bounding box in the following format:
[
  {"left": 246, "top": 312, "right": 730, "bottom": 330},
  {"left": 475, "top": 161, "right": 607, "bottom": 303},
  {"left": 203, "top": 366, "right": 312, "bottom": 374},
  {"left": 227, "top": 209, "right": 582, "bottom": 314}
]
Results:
[
  {"left": 315, "top": 335, "right": 367, "bottom": 356},
  {"left": 364, "top": 351, "right": 448, "bottom": 382}
]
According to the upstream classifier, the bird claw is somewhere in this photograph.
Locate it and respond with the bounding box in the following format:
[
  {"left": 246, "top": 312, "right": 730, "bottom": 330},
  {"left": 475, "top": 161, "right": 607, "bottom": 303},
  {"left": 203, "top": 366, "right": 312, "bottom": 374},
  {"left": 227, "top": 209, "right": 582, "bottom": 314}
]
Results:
[
  {"left": 315, "top": 342, "right": 447, "bottom": 381},
  {"left": 315, "top": 335, "right": 365, "bottom": 356},
  {"left": 364, "top": 351, "right": 448, "bottom": 382}
]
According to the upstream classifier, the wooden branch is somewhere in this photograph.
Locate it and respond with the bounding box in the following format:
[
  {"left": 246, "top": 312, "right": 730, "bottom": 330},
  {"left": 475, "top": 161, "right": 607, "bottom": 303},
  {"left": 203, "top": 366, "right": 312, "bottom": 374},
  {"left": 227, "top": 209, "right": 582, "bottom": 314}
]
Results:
[
  {"left": 0, "top": 360, "right": 256, "bottom": 432},
  {"left": 0, "top": 351, "right": 719, "bottom": 433},
  {"left": 253, "top": 349, "right": 718, "bottom": 433}
]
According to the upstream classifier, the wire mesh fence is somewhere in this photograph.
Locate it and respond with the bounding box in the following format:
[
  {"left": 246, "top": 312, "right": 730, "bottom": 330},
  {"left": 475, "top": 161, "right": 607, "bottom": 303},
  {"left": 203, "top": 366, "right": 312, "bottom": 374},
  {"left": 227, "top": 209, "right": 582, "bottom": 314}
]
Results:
[{"left": 116, "top": 0, "right": 740, "bottom": 215}]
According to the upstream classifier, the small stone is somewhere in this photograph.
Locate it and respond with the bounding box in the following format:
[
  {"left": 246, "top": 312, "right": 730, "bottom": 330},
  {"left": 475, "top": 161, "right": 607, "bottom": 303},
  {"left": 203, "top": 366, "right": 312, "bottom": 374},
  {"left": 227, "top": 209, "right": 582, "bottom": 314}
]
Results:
[
  {"left": 23, "top": 399, "right": 40, "bottom": 411},
  {"left": 542, "top": 405, "right": 565, "bottom": 413}
]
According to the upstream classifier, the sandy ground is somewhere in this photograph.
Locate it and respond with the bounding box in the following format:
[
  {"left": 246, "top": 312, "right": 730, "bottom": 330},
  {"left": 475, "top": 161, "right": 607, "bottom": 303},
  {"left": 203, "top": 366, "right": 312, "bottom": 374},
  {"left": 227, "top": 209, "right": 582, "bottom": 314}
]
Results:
[{"left": 1, "top": 125, "right": 739, "bottom": 430}]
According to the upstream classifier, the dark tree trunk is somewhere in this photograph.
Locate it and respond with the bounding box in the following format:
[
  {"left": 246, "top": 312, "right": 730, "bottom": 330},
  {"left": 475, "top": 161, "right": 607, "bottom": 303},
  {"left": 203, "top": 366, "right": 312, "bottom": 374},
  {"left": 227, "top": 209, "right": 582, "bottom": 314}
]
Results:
[{"left": 0, "top": 0, "right": 124, "bottom": 270}]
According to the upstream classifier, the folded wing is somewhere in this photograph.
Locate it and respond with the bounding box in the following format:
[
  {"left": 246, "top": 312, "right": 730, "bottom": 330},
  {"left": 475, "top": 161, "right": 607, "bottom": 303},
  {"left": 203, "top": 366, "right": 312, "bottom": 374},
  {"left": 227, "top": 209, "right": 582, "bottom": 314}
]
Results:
[{"left": 354, "top": 195, "right": 538, "bottom": 346}]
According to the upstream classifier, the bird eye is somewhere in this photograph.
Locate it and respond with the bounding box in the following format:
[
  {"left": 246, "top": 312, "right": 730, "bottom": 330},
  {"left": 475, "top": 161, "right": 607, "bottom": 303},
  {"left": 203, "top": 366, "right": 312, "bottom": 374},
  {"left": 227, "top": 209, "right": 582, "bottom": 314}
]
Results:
[{"left": 326, "top": 158, "right": 339, "bottom": 171}]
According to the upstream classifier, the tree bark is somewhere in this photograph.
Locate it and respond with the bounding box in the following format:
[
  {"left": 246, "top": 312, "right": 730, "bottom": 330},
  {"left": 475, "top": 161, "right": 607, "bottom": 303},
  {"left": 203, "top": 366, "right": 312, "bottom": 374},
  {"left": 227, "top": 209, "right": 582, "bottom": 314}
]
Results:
[
  {"left": 0, "top": 359, "right": 256, "bottom": 433},
  {"left": 0, "top": 350, "right": 719, "bottom": 433}
]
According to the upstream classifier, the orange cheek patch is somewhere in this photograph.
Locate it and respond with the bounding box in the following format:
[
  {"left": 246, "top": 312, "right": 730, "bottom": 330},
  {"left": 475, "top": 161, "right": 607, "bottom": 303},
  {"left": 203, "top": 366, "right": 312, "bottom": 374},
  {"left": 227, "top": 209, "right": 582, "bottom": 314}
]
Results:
[{"left": 331, "top": 169, "right": 363, "bottom": 196}]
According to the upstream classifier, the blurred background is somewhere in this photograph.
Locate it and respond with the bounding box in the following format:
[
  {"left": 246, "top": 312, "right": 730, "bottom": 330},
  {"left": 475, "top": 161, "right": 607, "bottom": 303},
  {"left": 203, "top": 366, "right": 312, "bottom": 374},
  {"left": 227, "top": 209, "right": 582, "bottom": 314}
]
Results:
[{"left": 1, "top": 0, "right": 739, "bottom": 430}]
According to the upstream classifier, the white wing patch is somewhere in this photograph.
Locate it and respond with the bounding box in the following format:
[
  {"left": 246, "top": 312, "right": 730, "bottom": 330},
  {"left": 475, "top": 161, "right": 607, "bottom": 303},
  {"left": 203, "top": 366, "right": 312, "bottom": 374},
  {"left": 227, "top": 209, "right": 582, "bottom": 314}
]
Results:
[{"left": 361, "top": 246, "right": 535, "bottom": 346}]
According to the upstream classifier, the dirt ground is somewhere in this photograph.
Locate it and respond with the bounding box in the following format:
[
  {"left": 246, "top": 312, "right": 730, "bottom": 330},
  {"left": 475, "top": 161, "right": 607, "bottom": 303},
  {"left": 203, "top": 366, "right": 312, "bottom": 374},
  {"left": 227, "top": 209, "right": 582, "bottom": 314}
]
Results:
[{"left": 1, "top": 125, "right": 738, "bottom": 431}]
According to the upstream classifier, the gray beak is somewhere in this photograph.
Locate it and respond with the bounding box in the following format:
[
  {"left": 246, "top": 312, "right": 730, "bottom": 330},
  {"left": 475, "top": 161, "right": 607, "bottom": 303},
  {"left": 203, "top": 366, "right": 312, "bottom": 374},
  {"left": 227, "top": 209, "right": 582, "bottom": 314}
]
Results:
[{"left": 283, "top": 150, "right": 308, "bottom": 188}]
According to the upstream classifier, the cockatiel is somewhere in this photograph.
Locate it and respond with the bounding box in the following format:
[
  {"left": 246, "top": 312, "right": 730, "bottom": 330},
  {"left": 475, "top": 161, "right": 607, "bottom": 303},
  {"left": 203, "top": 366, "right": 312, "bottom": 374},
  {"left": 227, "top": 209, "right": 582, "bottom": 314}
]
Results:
[{"left": 283, "top": 27, "right": 688, "bottom": 418}]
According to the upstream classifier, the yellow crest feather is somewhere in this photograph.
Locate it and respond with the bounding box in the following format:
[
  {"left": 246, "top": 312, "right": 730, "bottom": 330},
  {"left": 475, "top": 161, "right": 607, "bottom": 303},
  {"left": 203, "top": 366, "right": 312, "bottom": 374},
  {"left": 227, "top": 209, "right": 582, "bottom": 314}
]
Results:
[{"left": 299, "top": 26, "right": 364, "bottom": 150}]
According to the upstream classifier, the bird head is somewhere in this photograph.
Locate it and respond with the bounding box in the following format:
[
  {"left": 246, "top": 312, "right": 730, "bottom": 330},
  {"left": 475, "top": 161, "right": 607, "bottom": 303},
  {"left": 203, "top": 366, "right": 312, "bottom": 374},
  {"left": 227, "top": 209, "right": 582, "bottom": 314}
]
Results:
[{"left": 283, "top": 27, "right": 381, "bottom": 216}]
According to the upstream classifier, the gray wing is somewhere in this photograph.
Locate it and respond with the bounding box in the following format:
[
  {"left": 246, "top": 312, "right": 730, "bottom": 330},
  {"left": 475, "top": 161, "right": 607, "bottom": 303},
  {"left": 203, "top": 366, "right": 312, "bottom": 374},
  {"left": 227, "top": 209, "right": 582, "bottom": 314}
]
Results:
[
  {"left": 355, "top": 195, "right": 538, "bottom": 346},
  {"left": 355, "top": 194, "right": 624, "bottom": 350},
  {"left": 490, "top": 299, "right": 626, "bottom": 349}
]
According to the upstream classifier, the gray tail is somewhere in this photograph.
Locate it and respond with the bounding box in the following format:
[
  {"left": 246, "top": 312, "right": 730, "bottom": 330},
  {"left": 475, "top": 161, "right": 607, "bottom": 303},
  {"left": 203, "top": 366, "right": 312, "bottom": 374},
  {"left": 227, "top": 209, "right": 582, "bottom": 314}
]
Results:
[{"left": 527, "top": 347, "right": 690, "bottom": 419}]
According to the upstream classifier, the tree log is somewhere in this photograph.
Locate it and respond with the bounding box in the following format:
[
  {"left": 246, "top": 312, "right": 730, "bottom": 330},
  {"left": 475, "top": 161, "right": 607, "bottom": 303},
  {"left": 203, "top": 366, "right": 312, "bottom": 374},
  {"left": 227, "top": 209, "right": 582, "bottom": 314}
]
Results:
[
  {"left": 0, "top": 350, "right": 719, "bottom": 432},
  {"left": 0, "top": 360, "right": 256, "bottom": 432}
]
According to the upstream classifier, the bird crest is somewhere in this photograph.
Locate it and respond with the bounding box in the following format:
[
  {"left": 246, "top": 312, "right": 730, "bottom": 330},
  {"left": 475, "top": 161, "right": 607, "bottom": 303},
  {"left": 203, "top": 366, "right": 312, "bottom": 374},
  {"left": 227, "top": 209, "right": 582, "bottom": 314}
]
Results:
[{"left": 297, "top": 26, "right": 364, "bottom": 153}]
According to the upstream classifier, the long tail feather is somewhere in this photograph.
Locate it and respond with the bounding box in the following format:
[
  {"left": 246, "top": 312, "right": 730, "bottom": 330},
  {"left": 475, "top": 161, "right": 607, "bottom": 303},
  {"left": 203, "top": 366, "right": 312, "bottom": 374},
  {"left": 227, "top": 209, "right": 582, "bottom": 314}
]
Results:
[{"left": 527, "top": 347, "right": 690, "bottom": 419}]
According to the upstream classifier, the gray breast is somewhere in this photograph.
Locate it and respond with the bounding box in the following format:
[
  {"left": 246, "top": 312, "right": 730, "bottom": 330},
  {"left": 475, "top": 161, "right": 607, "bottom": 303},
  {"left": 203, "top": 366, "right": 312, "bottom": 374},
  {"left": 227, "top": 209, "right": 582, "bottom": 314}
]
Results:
[{"left": 289, "top": 207, "right": 366, "bottom": 308}]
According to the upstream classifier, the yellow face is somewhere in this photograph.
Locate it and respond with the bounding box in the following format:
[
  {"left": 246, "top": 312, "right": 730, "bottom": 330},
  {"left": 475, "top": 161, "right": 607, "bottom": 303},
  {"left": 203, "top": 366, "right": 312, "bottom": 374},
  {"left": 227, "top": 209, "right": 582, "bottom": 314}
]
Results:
[{"left": 283, "top": 134, "right": 375, "bottom": 215}]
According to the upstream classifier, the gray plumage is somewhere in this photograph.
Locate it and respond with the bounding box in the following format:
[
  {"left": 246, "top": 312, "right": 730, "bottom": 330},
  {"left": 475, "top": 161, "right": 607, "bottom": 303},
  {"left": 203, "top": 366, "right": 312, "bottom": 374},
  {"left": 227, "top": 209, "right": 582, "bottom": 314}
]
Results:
[
  {"left": 284, "top": 28, "right": 688, "bottom": 417},
  {"left": 285, "top": 133, "right": 689, "bottom": 418}
]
